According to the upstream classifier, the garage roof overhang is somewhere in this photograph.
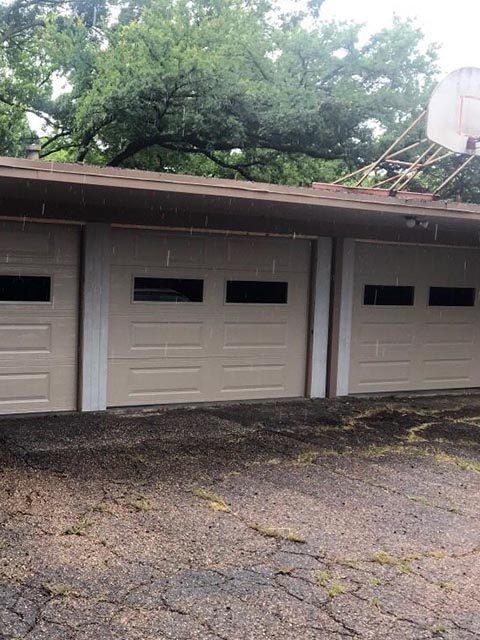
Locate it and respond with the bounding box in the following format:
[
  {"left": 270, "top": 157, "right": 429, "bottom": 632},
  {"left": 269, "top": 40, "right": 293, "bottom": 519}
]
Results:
[{"left": 1, "top": 156, "right": 480, "bottom": 247}]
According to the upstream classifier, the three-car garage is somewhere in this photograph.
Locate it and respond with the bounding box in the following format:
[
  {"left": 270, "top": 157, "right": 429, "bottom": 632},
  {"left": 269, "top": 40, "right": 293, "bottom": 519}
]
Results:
[{"left": 2, "top": 173, "right": 480, "bottom": 416}]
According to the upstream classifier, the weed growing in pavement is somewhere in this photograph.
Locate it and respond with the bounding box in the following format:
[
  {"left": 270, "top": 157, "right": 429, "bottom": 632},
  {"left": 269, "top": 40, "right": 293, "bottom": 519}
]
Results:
[
  {"left": 326, "top": 583, "right": 347, "bottom": 598},
  {"left": 192, "top": 487, "right": 230, "bottom": 512},
  {"left": 431, "top": 623, "right": 448, "bottom": 636},
  {"left": 371, "top": 551, "right": 399, "bottom": 566},
  {"left": 315, "top": 571, "right": 331, "bottom": 586},
  {"left": 124, "top": 496, "right": 154, "bottom": 512},
  {"left": 369, "top": 577, "right": 383, "bottom": 587},
  {"left": 249, "top": 523, "right": 305, "bottom": 543},
  {"left": 63, "top": 519, "right": 93, "bottom": 536},
  {"left": 43, "top": 583, "right": 77, "bottom": 598},
  {"left": 335, "top": 557, "right": 359, "bottom": 569},
  {"left": 295, "top": 450, "right": 319, "bottom": 465}
]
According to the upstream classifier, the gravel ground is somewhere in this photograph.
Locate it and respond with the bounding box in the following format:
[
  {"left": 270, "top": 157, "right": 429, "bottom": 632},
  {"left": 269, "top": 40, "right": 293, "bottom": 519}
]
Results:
[{"left": 1, "top": 395, "right": 480, "bottom": 639}]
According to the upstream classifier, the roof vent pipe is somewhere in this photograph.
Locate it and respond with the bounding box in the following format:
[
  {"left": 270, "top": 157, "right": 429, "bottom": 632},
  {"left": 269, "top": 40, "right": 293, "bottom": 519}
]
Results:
[{"left": 26, "top": 143, "right": 41, "bottom": 160}]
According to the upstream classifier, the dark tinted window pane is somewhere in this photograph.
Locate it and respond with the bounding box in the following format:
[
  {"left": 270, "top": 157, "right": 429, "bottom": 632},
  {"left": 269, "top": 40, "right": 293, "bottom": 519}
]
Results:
[
  {"left": 226, "top": 281, "right": 288, "bottom": 304},
  {"left": 0, "top": 275, "right": 50, "bottom": 302},
  {"left": 429, "top": 287, "right": 475, "bottom": 307},
  {"left": 133, "top": 277, "right": 203, "bottom": 302},
  {"left": 364, "top": 285, "right": 414, "bottom": 306}
]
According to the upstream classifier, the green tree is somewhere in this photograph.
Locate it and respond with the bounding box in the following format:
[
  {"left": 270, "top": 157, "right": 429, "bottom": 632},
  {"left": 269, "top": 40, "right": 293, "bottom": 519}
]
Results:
[
  {"left": 1, "top": 0, "right": 441, "bottom": 188},
  {"left": 69, "top": 3, "right": 437, "bottom": 179}
]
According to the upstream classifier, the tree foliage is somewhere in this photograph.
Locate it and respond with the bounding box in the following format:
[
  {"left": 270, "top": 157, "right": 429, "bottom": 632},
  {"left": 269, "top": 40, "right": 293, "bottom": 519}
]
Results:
[{"left": 5, "top": 0, "right": 472, "bottom": 197}]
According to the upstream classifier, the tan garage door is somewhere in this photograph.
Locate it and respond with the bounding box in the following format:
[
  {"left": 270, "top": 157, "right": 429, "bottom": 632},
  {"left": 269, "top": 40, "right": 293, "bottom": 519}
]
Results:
[
  {"left": 108, "top": 230, "right": 310, "bottom": 406},
  {"left": 349, "top": 242, "right": 480, "bottom": 393},
  {"left": 0, "top": 221, "right": 79, "bottom": 414}
]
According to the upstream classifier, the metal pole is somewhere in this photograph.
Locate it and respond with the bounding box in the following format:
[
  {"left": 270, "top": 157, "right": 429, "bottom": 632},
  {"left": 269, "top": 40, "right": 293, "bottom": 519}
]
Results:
[
  {"left": 389, "top": 142, "right": 436, "bottom": 192},
  {"left": 385, "top": 138, "right": 428, "bottom": 160},
  {"left": 433, "top": 155, "right": 475, "bottom": 195},
  {"left": 332, "top": 162, "right": 375, "bottom": 185},
  {"left": 355, "top": 111, "right": 426, "bottom": 187},
  {"left": 394, "top": 145, "right": 446, "bottom": 192}
]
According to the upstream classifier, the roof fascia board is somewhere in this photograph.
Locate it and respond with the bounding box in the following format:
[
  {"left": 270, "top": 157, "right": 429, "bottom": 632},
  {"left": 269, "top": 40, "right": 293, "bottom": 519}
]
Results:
[{"left": 1, "top": 157, "right": 480, "bottom": 223}]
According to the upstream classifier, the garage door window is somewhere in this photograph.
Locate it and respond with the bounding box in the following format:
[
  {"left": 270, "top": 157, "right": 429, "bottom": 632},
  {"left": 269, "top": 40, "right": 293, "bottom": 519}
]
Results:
[
  {"left": 0, "top": 275, "right": 51, "bottom": 303},
  {"left": 133, "top": 277, "right": 204, "bottom": 302},
  {"left": 226, "top": 280, "right": 288, "bottom": 304},
  {"left": 364, "top": 285, "right": 415, "bottom": 306},
  {"left": 429, "top": 287, "right": 475, "bottom": 307}
]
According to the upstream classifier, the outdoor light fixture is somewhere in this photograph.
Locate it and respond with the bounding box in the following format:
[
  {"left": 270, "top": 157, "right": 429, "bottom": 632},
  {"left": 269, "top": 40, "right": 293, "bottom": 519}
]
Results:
[{"left": 405, "top": 215, "right": 429, "bottom": 229}]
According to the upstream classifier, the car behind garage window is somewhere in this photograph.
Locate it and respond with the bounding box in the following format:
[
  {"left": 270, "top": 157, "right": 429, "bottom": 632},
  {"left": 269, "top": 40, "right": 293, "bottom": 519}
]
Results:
[{"left": 133, "top": 277, "right": 204, "bottom": 302}]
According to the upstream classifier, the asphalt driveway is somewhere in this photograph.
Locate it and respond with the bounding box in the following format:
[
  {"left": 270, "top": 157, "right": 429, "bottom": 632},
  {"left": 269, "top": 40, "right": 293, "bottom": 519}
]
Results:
[{"left": 1, "top": 395, "right": 480, "bottom": 639}]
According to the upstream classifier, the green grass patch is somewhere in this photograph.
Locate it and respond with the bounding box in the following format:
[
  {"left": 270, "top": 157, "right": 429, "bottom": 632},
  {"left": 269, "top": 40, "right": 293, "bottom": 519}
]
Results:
[
  {"left": 315, "top": 571, "right": 331, "bottom": 586},
  {"left": 326, "top": 583, "right": 347, "bottom": 598}
]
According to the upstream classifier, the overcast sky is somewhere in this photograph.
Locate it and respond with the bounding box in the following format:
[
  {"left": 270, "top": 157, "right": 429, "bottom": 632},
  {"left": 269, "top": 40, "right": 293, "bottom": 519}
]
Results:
[{"left": 320, "top": 0, "right": 478, "bottom": 74}]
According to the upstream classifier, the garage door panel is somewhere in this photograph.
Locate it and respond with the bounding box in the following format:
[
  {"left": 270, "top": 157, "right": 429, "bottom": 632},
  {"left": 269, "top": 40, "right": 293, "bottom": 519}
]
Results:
[
  {"left": 0, "top": 222, "right": 79, "bottom": 414},
  {"left": 0, "top": 317, "right": 78, "bottom": 363},
  {"left": 109, "top": 315, "right": 209, "bottom": 359},
  {"left": 108, "top": 231, "right": 310, "bottom": 406},
  {"left": 0, "top": 364, "right": 77, "bottom": 414},
  {"left": 421, "top": 345, "right": 474, "bottom": 364},
  {"left": 120, "top": 234, "right": 315, "bottom": 273},
  {"left": 128, "top": 363, "right": 203, "bottom": 399},
  {"left": 355, "top": 243, "right": 421, "bottom": 279},
  {"left": 109, "top": 265, "right": 212, "bottom": 312},
  {"left": 108, "top": 359, "right": 208, "bottom": 406},
  {"left": 135, "top": 234, "right": 206, "bottom": 267},
  {"left": 0, "top": 370, "right": 51, "bottom": 405},
  {"left": 219, "top": 362, "right": 286, "bottom": 396},
  {"left": 356, "top": 343, "right": 416, "bottom": 364},
  {"left": 223, "top": 238, "right": 290, "bottom": 272},
  {"left": 420, "top": 321, "right": 476, "bottom": 345},
  {"left": 0, "top": 222, "right": 79, "bottom": 266},
  {"left": 357, "top": 320, "right": 416, "bottom": 344},
  {"left": 350, "top": 242, "right": 480, "bottom": 393},
  {"left": 217, "top": 353, "right": 305, "bottom": 398},
  {"left": 223, "top": 321, "right": 288, "bottom": 351},
  {"left": 131, "top": 321, "right": 205, "bottom": 353},
  {"left": 421, "top": 359, "right": 474, "bottom": 386},
  {"left": 0, "top": 323, "right": 51, "bottom": 355},
  {"left": 423, "top": 254, "right": 476, "bottom": 282},
  {"left": 353, "top": 318, "right": 416, "bottom": 372},
  {"left": 0, "top": 265, "right": 78, "bottom": 312},
  {"left": 111, "top": 229, "right": 207, "bottom": 267},
  {"left": 0, "top": 225, "right": 53, "bottom": 259},
  {"left": 354, "top": 360, "right": 412, "bottom": 389},
  {"left": 420, "top": 320, "right": 476, "bottom": 361}
]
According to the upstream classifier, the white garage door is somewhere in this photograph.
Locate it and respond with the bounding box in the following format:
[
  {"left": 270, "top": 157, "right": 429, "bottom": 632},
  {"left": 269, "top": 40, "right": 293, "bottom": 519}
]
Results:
[
  {"left": 0, "top": 221, "right": 79, "bottom": 414},
  {"left": 349, "top": 242, "right": 480, "bottom": 393},
  {"left": 108, "top": 230, "right": 311, "bottom": 406}
]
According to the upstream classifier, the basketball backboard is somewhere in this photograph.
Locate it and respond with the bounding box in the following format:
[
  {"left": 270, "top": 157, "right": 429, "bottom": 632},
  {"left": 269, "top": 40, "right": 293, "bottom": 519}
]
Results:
[{"left": 427, "top": 67, "right": 480, "bottom": 155}]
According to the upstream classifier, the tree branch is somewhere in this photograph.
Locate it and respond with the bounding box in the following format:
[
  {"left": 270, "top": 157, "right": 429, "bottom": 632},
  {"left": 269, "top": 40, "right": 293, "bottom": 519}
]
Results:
[
  {"left": 200, "top": 150, "right": 255, "bottom": 180},
  {"left": 244, "top": 48, "right": 272, "bottom": 82}
]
